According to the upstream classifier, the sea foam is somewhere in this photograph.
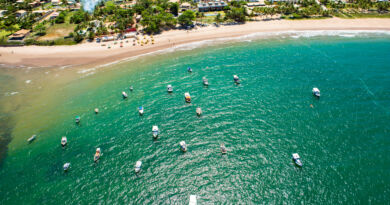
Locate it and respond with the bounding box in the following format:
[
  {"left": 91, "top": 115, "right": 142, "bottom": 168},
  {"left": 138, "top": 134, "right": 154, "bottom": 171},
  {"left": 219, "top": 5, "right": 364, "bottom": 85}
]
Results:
[{"left": 78, "top": 30, "right": 390, "bottom": 75}]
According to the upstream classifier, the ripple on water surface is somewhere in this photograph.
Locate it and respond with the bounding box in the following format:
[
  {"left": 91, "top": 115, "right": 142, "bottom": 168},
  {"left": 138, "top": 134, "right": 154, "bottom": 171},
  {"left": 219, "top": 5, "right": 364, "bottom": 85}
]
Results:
[{"left": 1, "top": 35, "right": 390, "bottom": 204}]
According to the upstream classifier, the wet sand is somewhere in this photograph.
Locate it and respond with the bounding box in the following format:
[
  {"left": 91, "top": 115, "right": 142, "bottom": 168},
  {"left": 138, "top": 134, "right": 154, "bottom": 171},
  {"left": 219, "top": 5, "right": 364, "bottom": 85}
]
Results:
[{"left": 1, "top": 18, "right": 390, "bottom": 68}]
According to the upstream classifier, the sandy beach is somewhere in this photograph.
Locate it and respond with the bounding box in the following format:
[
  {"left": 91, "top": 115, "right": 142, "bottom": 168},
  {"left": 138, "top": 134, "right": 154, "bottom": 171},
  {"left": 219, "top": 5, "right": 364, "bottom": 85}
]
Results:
[{"left": 1, "top": 18, "right": 390, "bottom": 68}]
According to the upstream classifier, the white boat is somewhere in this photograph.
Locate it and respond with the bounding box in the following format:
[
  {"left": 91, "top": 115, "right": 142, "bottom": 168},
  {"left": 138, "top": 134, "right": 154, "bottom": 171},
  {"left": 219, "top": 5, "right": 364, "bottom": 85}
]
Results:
[
  {"left": 220, "top": 143, "right": 227, "bottom": 154},
  {"left": 196, "top": 107, "right": 202, "bottom": 116},
  {"left": 292, "top": 153, "right": 302, "bottom": 167},
  {"left": 130, "top": 86, "right": 133, "bottom": 91},
  {"left": 312, "top": 87, "right": 320, "bottom": 97},
  {"left": 135, "top": 160, "right": 142, "bottom": 173},
  {"left": 203, "top": 77, "right": 209, "bottom": 86},
  {"left": 122, "top": 91, "right": 128, "bottom": 98},
  {"left": 189, "top": 195, "right": 197, "bottom": 205},
  {"left": 61, "top": 136, "right": 67, "bottom": 147},
  {"left": 63, "top": 163, "right": 70, "bottom": 171},
  {"left": 185, "top": 92, "right": 191, "bottom": 103},
  {"left": 94, "top": 148, "right": 101, "bottom": 162},
  {"left": 152, "top": 126, "right": 159, "bottom": 138},
  {"left": 27, "top": 135, "right": 36, "bottom": 143},
  {"left": 179, "top": 141, "right": 187, "bottom": 152},
  {"left": 233, "top": 75, "right": 240, "bottom": 84},
  {"left": 139, "top": 106, "right": 144, "bottom": 115},
  {"left": 167, "top": 85, "right": 173, "bottom": 93},
  {"left": 94, "top": 108, "right": 99, "bottom": 114},
  {"left": 75, "top": 116, "right": 80, "bottom": 123}
]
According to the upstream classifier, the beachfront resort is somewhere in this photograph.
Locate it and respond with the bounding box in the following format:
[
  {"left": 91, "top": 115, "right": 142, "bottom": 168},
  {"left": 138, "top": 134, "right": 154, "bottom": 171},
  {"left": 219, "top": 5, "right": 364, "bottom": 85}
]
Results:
[{"left": 0, "top": 0, "right": 389, "bottom": 45}]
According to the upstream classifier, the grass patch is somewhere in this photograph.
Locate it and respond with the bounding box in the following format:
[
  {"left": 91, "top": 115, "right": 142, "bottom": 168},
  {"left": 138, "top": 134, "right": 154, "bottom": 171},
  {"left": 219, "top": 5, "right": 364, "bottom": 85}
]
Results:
[
  {"left": 196, "top": 11, "right": 225, "bottom": 24},
  {"left": 25, "top": 37, "right": 76, "bottom": 46},
  {"left": 37, "top": 23, "right": 76, "bottom": 41},
  {"left": 0, "top": 30, "right": 11, "bottom": 39},
  {"left": 347, "top": 12, "right": 390, "bottom": 18}
]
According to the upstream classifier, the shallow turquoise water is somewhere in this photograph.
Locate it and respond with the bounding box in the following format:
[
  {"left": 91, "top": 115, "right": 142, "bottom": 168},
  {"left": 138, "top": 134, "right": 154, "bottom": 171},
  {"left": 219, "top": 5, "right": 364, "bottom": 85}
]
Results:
[{"left": 1, "top": 33, "right": 390, "bottom": 204}]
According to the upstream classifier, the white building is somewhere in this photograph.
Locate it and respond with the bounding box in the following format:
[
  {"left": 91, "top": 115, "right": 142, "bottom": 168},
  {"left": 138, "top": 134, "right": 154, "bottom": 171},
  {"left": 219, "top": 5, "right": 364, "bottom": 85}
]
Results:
[
  {"left": 15, "top": 10, "right": 27, "bottom": 18},
  {"left": 0, "top": 10, "right": 7, "bottom": 18},
  {"left": 51, "top": 0, "right": 60, "bottom": 5}
]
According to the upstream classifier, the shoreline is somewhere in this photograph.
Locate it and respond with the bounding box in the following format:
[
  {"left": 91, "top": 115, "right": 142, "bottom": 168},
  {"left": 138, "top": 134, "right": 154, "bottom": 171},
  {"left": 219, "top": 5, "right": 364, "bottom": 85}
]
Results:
[{"left": 1, "top": 18, "right": 390, "bottom": 68}]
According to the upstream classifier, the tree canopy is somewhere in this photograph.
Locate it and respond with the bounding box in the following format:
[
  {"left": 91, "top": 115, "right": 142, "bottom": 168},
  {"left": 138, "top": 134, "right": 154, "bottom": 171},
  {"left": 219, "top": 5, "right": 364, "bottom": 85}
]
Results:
[{"left": 178, "top": 10, "right": 195, "bottom": 27}]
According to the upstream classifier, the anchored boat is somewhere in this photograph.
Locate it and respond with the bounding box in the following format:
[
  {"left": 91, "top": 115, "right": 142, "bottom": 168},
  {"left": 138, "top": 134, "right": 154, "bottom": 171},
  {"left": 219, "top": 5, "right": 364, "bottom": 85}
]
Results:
[
  {"left": 27, "top": 135, "right": 36, "bottom": 143},
  {"left": 75, "top": 116, "right": 80, "bottom": 123},
  {"left": 187, "top": 67, "right": 192, "bottom": 72},
  {"left": 152, "top": 126, "right": 159, "bottom": 139},
  {"left": 203, "top": 77, "right": 209, "bottom": 86},
  {"left": 139, "top": 106, "right": 144, "bottom": 115},
  {"left": 94, "top": 108, "right": 99, "bottom": 114},
  {"left": 220, "top": 143, "right": 227, "bottom": 154},
  {"left": 196, "top": 107, "right": 202, "bottom": 116},
  {"left": 63, "top": 163, "right": 70, "bottom": 171},
  {"left": 135, "top": 161, "right": 142, "bottom": 173},
  {"left": 312, "top": 87, "right": 320, "bottom": 97},
  {"left": 185, "top": 92, "right": 191, "bottom": 103},
  {"left": 179, "top": 141, "right": 187, "bottom": 152},
  {"left": 94, "top": 148, "right": 101, "bottom": 162},
  {"left": 189, "top": 195, "right": 197, "bottom": 205},
  {"left": 292, "top": 153, "right": 303, "bottom": 167},
  {"left": 233, "top": 75, "right": 240, "bottom": 84},
  {"left": 167, "top": 85, "right": 173, "bottom": 93},
  {"left": 130, "top": 86, "right": 133, "bottom": 91},
  {"left": 122, "top": 91, "right": 128, "bottom": 98},
  {"left": 61, "top": 136, "right": 67, "bottom": 147}
]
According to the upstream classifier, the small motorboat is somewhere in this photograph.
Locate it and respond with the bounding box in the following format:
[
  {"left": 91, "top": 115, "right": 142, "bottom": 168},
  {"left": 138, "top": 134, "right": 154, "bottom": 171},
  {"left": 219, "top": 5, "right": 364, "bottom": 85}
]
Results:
[
  {"left": 63, "top": 163, "right": 70, "bottom": 171},
  {"left": 312, "top": 87, "right": 320, "bottom": 97},
  {"left": 292, "top": 153, "right": 303, "bottom": 167},
  {"left": 122, "top": 91, "right": 128, "bottom": 98},
  {"left": 203, "top": 77, "right": 209, "bottom": 86},
  {"left": 185, "top": 92, "right": 191, "bottom": 103},
  {"left": 75, "top": 116, "right": 80, "bottom": 123},
  {"left": 189, "top": 195, "right": 197, "bottom": 205},
  {"left": 179, "top": 141, "right": 187, "bottom": 152},
  {"left": 167, "top": 85, "right": 173, "bottom": 93},
  {"left": 61, "top": 136, "right": 67, "bottom": 147},
  {"left": 135, "top": 160, "right": 142, "bottom": 173},
  {"left": 139, "top": 106, "right": 144, "bottom": 115},
  {"left": 152, "top": 126, "right": 159, "bottom": 139},
  {"left": 94, "top": 148, "right": 101, "bottom": 162},
  {"left": 220, "top": 143, "right": 227, "bottom": 154},
  {"left": 130, "top": 86, "right": 133, "bottom": 91},
  {"left": 94, "top": 108, "right": 99, "bottom": 114},
  {"left": 187, "top": 67, "right": 192, "bottom": 72},
  {"left": 27, "top": 135, "right": 36, "bottom": 143},
  {"left": 233, "top": 75, "right": 240, "bottom": 84},
  {"left": 196, "top": 107, "right": 202, "bottom": 116}
]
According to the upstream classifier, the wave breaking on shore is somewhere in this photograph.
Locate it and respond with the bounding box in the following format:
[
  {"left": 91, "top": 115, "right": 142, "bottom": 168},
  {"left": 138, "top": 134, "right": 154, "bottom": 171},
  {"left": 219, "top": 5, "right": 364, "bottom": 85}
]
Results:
[{"left": 77, "top": 30, "right": 390, "bottom": 75}]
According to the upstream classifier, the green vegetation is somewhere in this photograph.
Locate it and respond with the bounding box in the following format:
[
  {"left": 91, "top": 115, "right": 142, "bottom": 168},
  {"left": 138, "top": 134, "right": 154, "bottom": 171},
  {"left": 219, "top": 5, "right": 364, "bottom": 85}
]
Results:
[
  {"left": 178, "top": 10, "right": 196, "bottom": 27},
  {"left": 225, "top": 7, "right": 246, "bottom": 23},
  {"left": 0, "top": 0, "right": 389, "bottom": 45},
  {"left": 33, "top": 23, "right": 46, "bottom": 36}
]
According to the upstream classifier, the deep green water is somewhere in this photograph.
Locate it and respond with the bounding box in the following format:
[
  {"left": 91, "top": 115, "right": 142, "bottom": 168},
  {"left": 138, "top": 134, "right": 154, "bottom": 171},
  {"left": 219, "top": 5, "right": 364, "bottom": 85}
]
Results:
[{"left": 1, "top": 31, "right": 390, "bottom": 204}]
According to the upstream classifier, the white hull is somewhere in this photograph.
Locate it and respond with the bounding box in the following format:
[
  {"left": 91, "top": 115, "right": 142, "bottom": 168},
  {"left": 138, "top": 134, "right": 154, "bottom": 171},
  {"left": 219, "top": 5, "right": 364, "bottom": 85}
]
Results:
[
  {"left": 135, "top": 161, "right": 142, "bottom": 173},
  {"left": 61, "top": 137, "right": 67, "bottom": 146},
  {"left": 152, "top": 126, "right": 159, "bottom": 138},
  {"left": 196, "top": 108, "right": 202, "bottom": 116},
  {"left": 27, "top": 135, "right": 36, "bottom": 143},
  {"left": 180, "top": 141, "right": 187, "bottom": 152},
  {"left": 63, "top": 163, "right": 70, "bottom": 171}
]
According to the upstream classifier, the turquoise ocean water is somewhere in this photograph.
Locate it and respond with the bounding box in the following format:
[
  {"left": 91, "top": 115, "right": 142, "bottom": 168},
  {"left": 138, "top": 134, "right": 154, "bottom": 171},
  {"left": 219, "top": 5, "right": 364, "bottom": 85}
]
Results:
[{"left": 0, "top": 31, "right": 390, "bottom": 204}]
